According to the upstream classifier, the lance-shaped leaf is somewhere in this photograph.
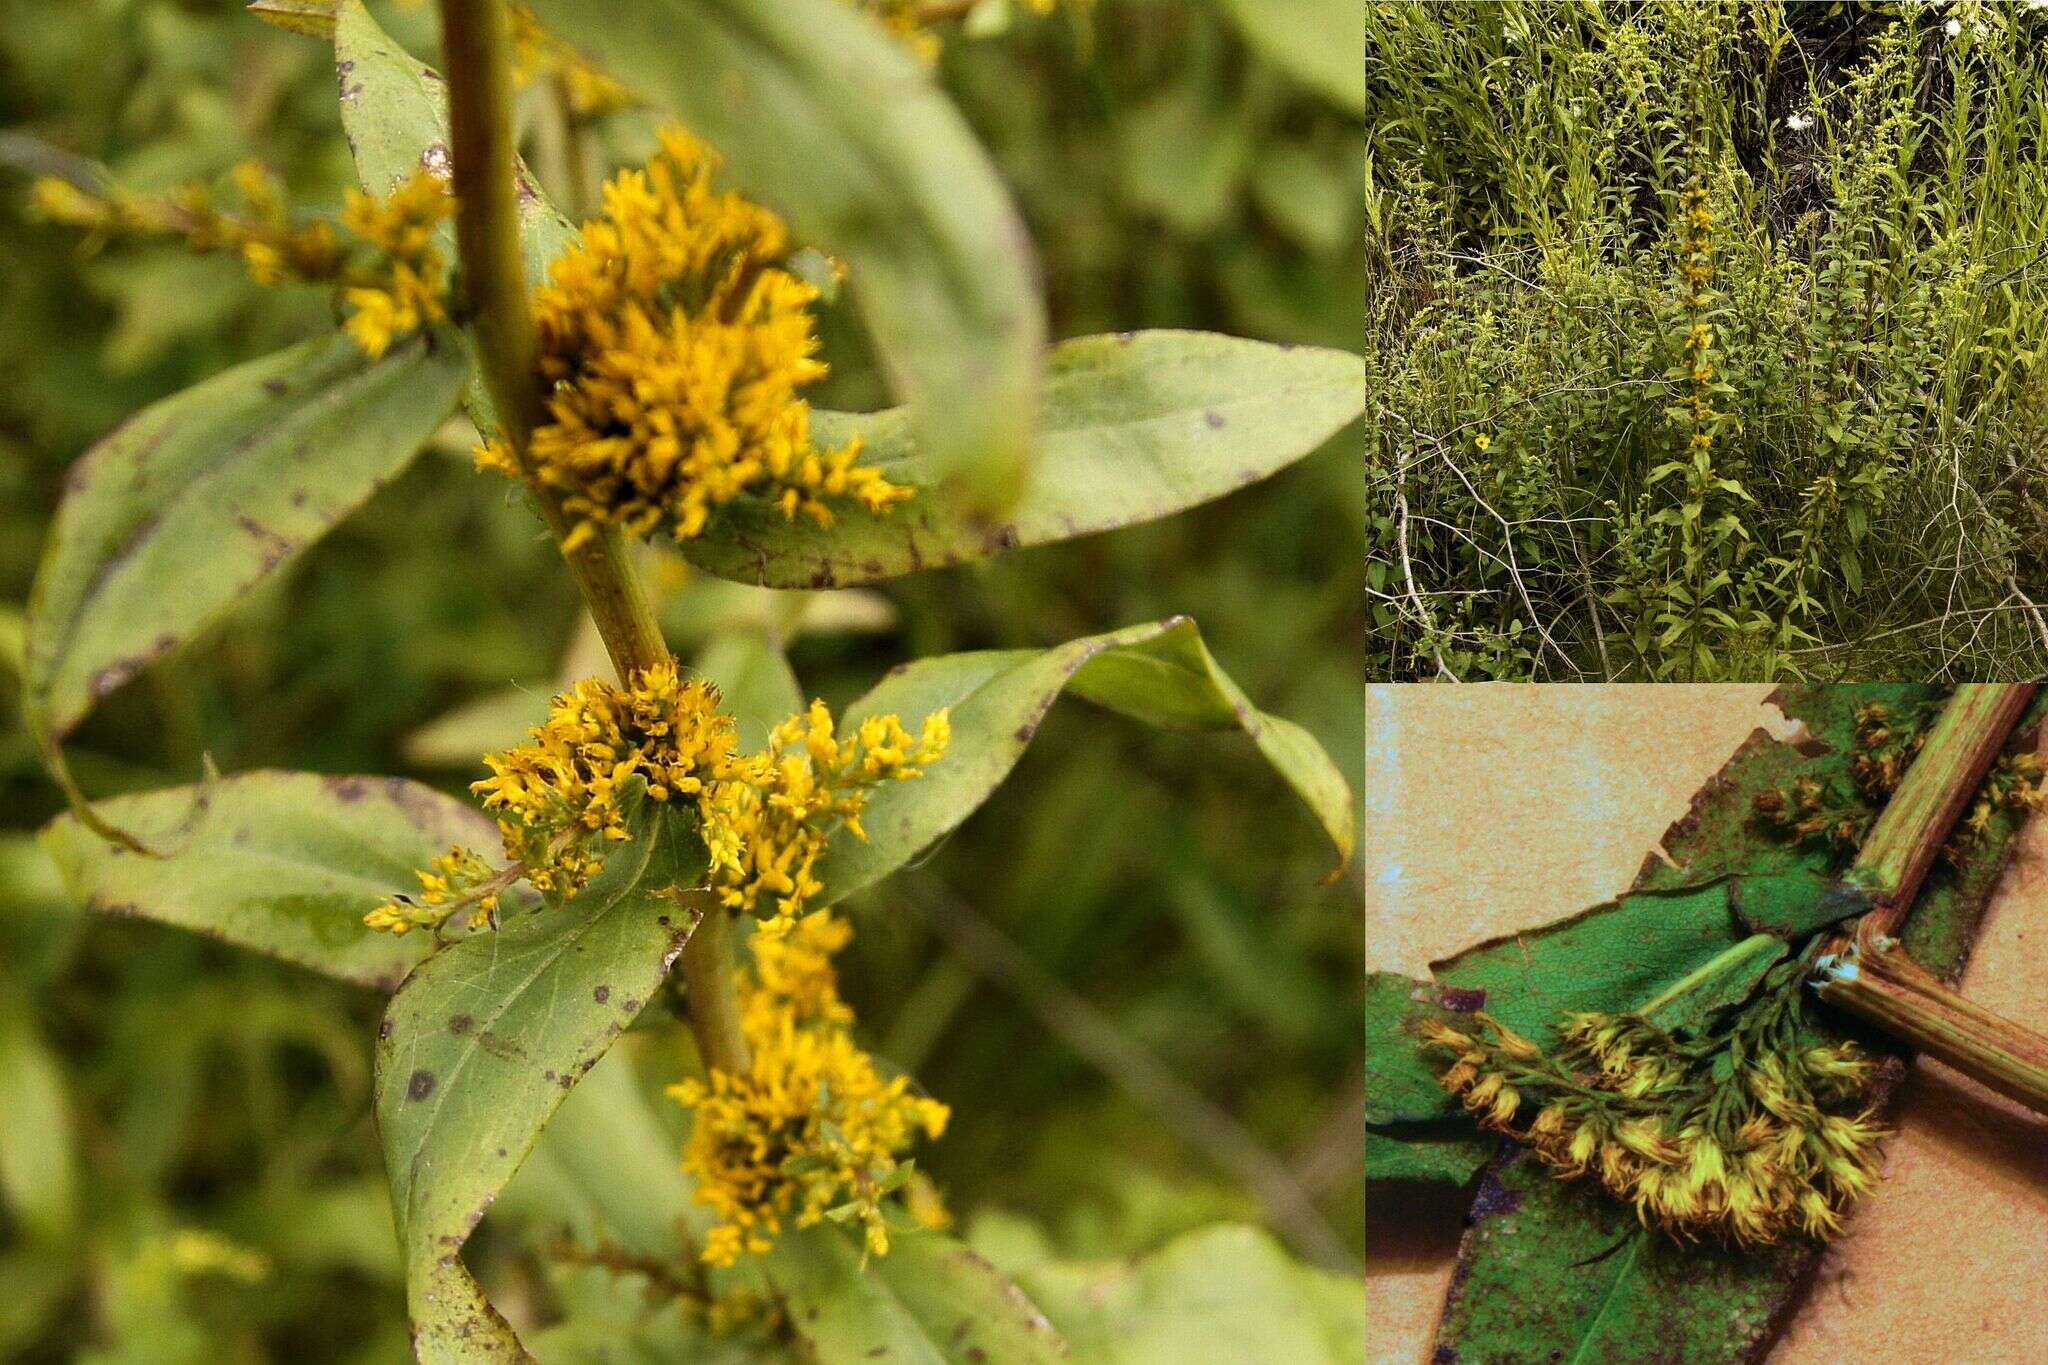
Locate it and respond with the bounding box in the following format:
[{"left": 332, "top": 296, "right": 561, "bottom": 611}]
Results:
[
  {"left": 683, "top": 331, "right": 1366, "bottom": 587},
  {"left": 816, "top": 616, "right": 1352, "bottom": 905},
  {"left": 765, "top": 1226, "right": 1065, "bottom": 1364},
  {"left": 38, "top": 770, "right": 492, "bottom": 992},
  {"left": 1427, "top": 684, "right": 2045, "bottom": 1363},
  {"left": 528, "top": 0, "right": 1045, "bottom": 513},
  {"left": 1429, "top": 880, "right": 1750, "bottom": 1050},
  {"left": 375, "top": 803, "right": 708, "bottom": 1363},
  {"left": 1012, "top": 1224, "right": 1364, "bottom": 1363},
  {"left": 23, "top": 328, "right": 467, "bottom": 743},
  {"left": 334, "top": 0, "right": 575, "bottom": 281}
]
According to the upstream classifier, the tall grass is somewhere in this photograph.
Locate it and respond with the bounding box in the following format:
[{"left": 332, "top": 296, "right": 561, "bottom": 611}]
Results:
[{"left": 1365, "top": 1, "right": 2048, "bottom": 680}]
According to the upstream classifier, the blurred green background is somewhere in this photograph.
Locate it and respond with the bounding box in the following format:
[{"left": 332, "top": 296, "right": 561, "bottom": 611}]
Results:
[{"left": 0, "top": 1, "right": 1364, "bottom": 1358}]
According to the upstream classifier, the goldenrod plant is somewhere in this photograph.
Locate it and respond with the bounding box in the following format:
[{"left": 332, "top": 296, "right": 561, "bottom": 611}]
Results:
[
  {"left": 1366, "top": 1, "right": 2048, "bottom": 680},
  {"left": 3, "top": 0, "right": 1366, "bottom": 1358}
]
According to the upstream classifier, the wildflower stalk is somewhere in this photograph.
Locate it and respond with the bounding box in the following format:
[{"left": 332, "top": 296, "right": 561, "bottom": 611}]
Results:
[
  {"left": 436, "top": 0, "right": 750, "bottom": 1076},
  {"left": 676, "top": 883, "right": 750, "bottom": 1074}
]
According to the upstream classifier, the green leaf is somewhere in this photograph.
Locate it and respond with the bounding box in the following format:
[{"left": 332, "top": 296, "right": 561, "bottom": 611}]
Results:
[
  {"left": 1429, "top": 881, "right": 1749, "bottom": 1050},
  {"left": 1364, "top": 1127, "right": 1489, "bottom": 1186},
  {"left": 766, "top": 1225, "right": 1065, "bottom": 1365},
  {"left": 1363, "top": 973, "right": 1489, "bottom": 1185},
  {"left": 527, "top": 0, "right": 1046, "bottom": 512},
  {"left": 818, "top": 616, "right": 1352, "bottom": 906},
  {"left": 1362, "top": 971, "right": 1465, "bottom": 1125},
  {"left": 683, "top": 332, "right": 1365, "bottom": 587},
  {"left": 375, "top": 803, "right": 709, "bottom": 1363},
  {"left": 1216, "top": 0, "right": 1367, "bottom": 113},
  {"left": 692, "top": 627, "right": 803, "bottom": 754},
  {"left": 38, "top": 770, "right": 493, "bottom": 992},
  {"left": 0, "top": 982, "right": 77, "bottom": 1244},
  {"left": 335, "top": 0, "right": 575, "bottom": 279},
  {"left": 1436, "top": 1150, "right": 1809, "bottom": 1364},
  {"left": 1013, "top": 1224, "right": 1363, "bottom": 1364},
  {"left": 23, "top": 328, "right": 467, "bottom": 741}
]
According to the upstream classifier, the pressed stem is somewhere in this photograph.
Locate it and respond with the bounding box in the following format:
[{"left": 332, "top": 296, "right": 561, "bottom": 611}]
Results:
[
  {"left": 1807, "top": 683, "right": 2047, "bottom": 1116},
  {"left": 1846, "top": 682, "right": 2036, "bottom": 939},
  {"left": 436, "top": 0, "right": 749, "bottom": 1076},
  {"left": 1816, "top": 946, "right": 2048, "bottom": 1118}
]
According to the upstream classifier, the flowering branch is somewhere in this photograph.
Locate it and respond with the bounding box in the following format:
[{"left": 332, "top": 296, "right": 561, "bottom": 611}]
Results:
[{"left": 436, "top": 0, "right": 749, "bottom": 1076}]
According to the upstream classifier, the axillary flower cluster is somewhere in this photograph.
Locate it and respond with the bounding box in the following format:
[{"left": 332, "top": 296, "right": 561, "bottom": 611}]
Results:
[
  {"left": 1420, "top": 973, "right": 1886, "bottom": 1244},
  {"left": 672, "top": 909, "right": 950, "bottom": 1266},
  {"left": 367, "top": 661, "right": 948, "bottom": 940},
  {"left": 475, "top": 129, "right": 914, "bottom": 550},
  {"left": 32, "top": 163, "right": 453, "bottom": 361}
]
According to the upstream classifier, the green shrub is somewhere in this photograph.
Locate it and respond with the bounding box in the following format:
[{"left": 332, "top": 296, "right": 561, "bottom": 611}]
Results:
[{"left": 1366, "top": 0, "right": 2048, "bottom": 680}]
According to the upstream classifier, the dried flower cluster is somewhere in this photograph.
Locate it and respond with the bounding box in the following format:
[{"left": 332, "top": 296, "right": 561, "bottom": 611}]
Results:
[
  {"left": 671, "top": 910, "right": 949, "bottom": 1265},
  {"left": 1420, "top": 964, "right": 1887, "bottom": 1244},
  {"left": 1754, "top": 700, "right": 2043, "bottom": 863},
  {"left": 475, "top": 129, "right": 912, "bottom": 551},
  {"left": 32, "top": 164, "right": 453, "bottom": 360}
]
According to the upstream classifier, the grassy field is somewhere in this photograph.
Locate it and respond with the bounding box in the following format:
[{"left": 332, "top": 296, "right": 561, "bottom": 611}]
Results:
[{"left": 1366, "top": 0, "right": 2048, "bottom": 681}]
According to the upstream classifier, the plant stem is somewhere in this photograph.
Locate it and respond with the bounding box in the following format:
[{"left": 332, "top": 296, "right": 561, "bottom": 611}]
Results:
[
  {"left": 1846, "top": 682, "right": 2037, "bottom": 941},
  {"left": 1816, "top": 945, "right": 2048, "bottom": 1118},
  {"left": 437, "top": 0, "right": 750, "bottom": 1077},
  {"left": 677, "top": 893, "right": 750, "bottom": 1075},
  {"left": 1807, "top": 683, "right": 2046, "bottom": 1115}
]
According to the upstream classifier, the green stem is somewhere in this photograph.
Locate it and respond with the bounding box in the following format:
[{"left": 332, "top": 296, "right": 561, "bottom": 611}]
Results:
[
  {"left": 677, "top": 895, "right": 750, "bottom": 1075},
  {"left": 436, "top": 0, "right": 750, "bottom": 1078}
]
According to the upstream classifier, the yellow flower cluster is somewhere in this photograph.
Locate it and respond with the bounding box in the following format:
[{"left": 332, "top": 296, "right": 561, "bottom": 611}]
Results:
[
  {"left": 335, "top": 172, "right": 456, "bottom": 360},
  {"left": 476, "top": 129, "right": 912, "bottom": 551},
  {"left": 1676, "top": 184, "right": 1719, "bottom": 441},
  {"left": 31, "top": 164, "right": 452, "bottom": 362},
  {"left": 365, "top": 661, "right": 948, "bottom": 937},
  {"left": 704, "top": 700, "right": 951, "bottom": 940},
  {"left": 671, "top": 910, "right": 949, "bottom": 1266},
  {"left": 364, "top": 846, "right": 505, "bottom": 937},
  {"left": 471, "top": 660, "right": 738, "bottom": 899},
  {"left": 508, "top": 3, "right": 636, "bottom": 118},
  {"left": 1421, "top": 1006, "right": 1886, "bottom": 1245}
]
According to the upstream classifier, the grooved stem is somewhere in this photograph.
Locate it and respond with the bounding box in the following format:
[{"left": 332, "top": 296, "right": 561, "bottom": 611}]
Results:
[
  {"left": 1847, "top": 682, "right": 2036, "bottom": 940},
  {"left": 1817, "top": 947, "right": 2048, "bottom": 1118},
  {"left": 437, "top": 0, "right": 749, "bottom": 1077}
]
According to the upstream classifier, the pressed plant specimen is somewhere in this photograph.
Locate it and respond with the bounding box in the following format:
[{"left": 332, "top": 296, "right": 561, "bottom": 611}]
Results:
[{"left": 1368, "top": 683, "right": 2048, "bottom": 1362}]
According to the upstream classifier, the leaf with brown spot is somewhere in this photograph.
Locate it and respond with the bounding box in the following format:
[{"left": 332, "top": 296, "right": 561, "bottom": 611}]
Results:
[
  {"left": 682, "top": 332, "right": 1365, "bottom": 588},
  {"left": 374, "top": 800, "right": 710, "bottom": 1363},
  {"left": 23, "top": 328, "right": 466, "bottom": 748},
  {"left": 38, "top": 770, "right": 490, "bottom": 990}
]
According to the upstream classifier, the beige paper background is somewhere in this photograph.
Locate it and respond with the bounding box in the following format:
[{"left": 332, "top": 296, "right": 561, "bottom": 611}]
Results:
[{"left": 1365, "top": 685, "right": 2048, "bottom": 1363}]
